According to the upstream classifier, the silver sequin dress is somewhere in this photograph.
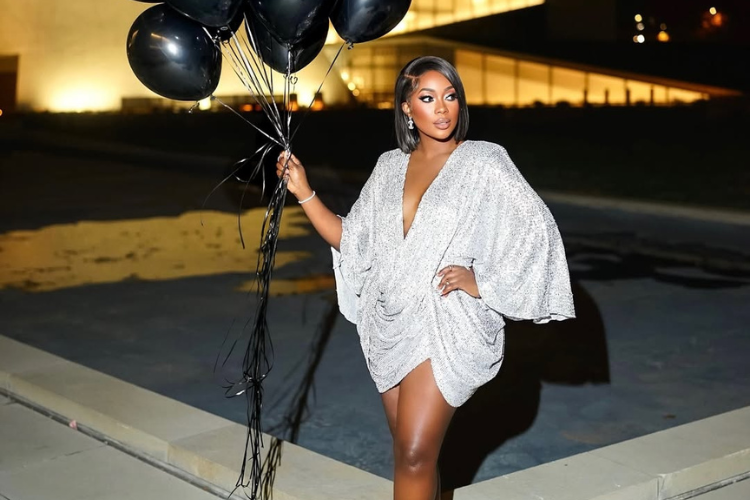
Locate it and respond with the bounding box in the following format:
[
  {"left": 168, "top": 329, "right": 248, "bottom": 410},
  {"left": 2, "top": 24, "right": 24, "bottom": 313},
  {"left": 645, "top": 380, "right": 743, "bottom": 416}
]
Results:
[{"left": 331, "top": 140, "right": 575, "bottom": 407}]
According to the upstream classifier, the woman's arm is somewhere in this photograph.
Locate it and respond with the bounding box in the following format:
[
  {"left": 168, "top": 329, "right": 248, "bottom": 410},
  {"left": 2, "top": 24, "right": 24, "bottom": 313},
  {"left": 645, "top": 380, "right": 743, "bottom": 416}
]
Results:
[{"left": 276, "top": 152, "right": 343, "bottom": 251}]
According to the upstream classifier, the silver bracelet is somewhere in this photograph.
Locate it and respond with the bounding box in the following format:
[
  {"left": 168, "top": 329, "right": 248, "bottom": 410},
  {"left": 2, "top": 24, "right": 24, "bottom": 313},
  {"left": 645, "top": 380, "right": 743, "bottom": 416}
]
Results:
[{"left": 298, "top": 190, "right": 316, "bottom": 204}]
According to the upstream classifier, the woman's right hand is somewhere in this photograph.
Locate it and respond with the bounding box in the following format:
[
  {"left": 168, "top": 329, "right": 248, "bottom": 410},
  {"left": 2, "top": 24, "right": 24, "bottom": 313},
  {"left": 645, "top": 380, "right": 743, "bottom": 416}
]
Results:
[{"left": 276, "top": 151, "right": 313, "bottom": 200}]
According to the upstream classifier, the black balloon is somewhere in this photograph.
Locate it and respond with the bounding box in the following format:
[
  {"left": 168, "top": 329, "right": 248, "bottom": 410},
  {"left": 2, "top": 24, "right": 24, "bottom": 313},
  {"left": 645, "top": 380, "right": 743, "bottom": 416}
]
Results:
[
  {"left": 246, "top": 9, "right": 328, "bottom": 74},
  {"left": 166, "top": 0, "right": 244, "bottom": 28},
  {"left": 127, "top": 4, "right": 222, "bottom": 101},
  {"left": 331, "top": 0, "right": 412, "bottom": 44},
  {"left": 211, "top": 9, "right": 244, "bottom": 41},
  {"left": 247, "top": 0, "right": 336, "bottom": 45}
]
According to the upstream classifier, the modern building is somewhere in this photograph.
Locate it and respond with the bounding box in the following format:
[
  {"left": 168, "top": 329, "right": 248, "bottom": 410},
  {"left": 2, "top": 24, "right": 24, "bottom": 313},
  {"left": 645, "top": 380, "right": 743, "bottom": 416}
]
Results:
[{"left": 0, "top": 0, "right": 743, "bottom": 114}]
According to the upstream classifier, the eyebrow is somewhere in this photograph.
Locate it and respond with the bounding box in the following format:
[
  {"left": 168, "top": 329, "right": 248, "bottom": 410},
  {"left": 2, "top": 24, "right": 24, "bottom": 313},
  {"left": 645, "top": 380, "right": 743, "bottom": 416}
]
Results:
[{"left": 419, "top": 86, "right": 455, "bottom": 93}]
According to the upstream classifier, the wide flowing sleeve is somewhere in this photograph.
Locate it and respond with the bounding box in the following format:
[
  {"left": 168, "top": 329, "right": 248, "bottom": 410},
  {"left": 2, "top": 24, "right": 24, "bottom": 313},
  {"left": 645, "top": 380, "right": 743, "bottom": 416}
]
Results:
[
  {"left": 470, "top": 146, "right": 575, "bottom": 324},
  {"left": 330, "top": 152, "right": 388, "bottom": 324}
]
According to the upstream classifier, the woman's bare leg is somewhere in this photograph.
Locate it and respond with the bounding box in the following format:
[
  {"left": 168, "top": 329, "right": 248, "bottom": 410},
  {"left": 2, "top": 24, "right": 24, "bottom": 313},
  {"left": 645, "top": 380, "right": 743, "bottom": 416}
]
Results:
[
  {"left": 381, "top": 385, "right": 400, "bottom": 439},
  {"left": 393, "top": 359, "right": 455, "bottom": 500}
]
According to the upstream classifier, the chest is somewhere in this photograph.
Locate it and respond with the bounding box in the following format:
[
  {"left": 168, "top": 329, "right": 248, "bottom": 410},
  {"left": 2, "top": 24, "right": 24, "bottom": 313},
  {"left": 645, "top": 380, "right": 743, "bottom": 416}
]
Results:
[
  {"left": 402, "top": 156, "right": 449, "bottom": 217},
  {"left": 379, "top": 153, "right": 475, "bottom": 244}
]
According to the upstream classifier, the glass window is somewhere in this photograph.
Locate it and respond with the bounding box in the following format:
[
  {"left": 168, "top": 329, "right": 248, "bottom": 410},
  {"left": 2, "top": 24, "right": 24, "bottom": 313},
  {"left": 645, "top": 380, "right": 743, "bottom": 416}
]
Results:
[
  {"left": 518, "top": 61, "right": 549, "bottom": 106},
  {"left": 551, "top": 67, "right": 585, "bottom": 105},
  {"left": 455, "top": 50, "right": 484, "bottom": 105},
  {"left": 485, "top": 55, "right": 516, "bottom": 105},
  {"left": 669, "top": 88, "right": 703, "bottom": 104},
  {"left": 626, "top": 80, "right": 652, "bottom": 105},
  {"left": 588, "top": 73, "right": 626, "bottom": 104}
]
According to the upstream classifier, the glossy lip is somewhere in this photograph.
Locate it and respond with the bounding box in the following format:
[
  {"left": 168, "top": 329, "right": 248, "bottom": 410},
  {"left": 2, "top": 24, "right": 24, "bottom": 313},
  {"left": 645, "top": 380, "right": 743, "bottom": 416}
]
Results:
[{"left": 434, "top": 119, "right": 451, "bottom": 130}]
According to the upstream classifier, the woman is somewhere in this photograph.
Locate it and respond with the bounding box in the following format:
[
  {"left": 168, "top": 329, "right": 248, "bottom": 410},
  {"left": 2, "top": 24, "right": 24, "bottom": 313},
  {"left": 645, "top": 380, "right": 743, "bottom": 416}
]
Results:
[{"left": 276, "top": 56, "right": 575, "bottom": 500}]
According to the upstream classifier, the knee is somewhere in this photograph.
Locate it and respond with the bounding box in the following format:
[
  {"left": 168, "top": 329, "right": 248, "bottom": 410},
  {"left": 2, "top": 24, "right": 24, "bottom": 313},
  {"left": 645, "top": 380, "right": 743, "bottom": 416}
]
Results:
[{"left": 394, "top": 438, "right": 436, "bottom": 474}]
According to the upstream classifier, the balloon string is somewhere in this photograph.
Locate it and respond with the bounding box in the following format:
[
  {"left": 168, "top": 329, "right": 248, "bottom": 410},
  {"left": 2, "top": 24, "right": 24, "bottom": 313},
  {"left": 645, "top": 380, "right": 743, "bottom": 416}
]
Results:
[
  {"left": 219, "top": 30, "right": 283, "bottom": 141},
  {"left": 207, "top": 17, "right": 343, "bottom": 500},
  {"left": 198, "top": 141, "right": 273, "bottom": 230},
  {"left": 290, "top": 41, "right": 347, "bottom": 142},
  {"left": 224, "top": 35, "right": 285, "bottom": 141},
  {"left": 218, "top": 37, "right": 277, "bottom": 127},
  {"left": 212, "top": 97, "right": 282, "bottom": 147},
  {"left": 242, "top": 16, "right": 283, "bottom": 130}
]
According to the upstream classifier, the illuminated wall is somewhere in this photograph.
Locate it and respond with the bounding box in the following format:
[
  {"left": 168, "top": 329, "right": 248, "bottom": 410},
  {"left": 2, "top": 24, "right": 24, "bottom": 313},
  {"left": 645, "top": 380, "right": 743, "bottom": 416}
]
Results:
[
  {"left": 392, "top": 0, "right": 545, "bottom": 34},
  {"left": 0, "top": 0, "right": 349, "bottom": 112},
  {"left": 334, "top": 40, "right": 714, "bottom": 108}
]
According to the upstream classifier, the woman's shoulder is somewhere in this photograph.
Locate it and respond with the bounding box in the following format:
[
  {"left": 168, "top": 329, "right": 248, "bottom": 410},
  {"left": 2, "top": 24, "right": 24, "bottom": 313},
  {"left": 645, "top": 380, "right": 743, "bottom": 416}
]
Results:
[
  {"left": 462, "top": 140, "right": 517, "bottom": 175},
  {"left": 462, "top": 140, "right": 509, "bottom": 160},
  {"left": 376, "top": 148, "right": 406, "bottom": 165}
]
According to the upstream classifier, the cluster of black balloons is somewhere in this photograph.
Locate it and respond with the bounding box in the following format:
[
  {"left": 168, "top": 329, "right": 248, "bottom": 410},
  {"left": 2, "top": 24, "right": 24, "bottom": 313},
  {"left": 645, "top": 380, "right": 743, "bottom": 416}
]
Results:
[{"left": 127, "top": 0, "right": 412, "bottom": 101}]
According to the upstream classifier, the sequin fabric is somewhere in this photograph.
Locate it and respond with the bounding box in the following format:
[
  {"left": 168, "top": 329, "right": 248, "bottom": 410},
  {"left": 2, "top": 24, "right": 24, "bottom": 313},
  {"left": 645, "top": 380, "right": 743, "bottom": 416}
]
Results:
[{"left": 331, "top": 140, "right": 575, "bottom": 407}]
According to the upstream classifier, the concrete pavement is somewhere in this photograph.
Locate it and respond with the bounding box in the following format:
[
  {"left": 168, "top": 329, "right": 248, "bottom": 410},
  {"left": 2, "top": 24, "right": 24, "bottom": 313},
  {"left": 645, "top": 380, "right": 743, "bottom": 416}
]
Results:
[
  {"left": 0, "top": 394, "right": 224, "bottom": 500},
  {"left": 2, "top": 336, "right": 749, "bottom": 500}
]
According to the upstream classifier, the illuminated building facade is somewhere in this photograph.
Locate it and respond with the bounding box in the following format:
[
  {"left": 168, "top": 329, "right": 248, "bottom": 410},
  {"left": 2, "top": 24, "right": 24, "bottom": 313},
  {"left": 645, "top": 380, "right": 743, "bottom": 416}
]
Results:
[
  {"left": 330, "top": 37, "right": 734, "bottom": 109},
  {"left": 0, "top": 0, "right": 742, "bottom": 113}
]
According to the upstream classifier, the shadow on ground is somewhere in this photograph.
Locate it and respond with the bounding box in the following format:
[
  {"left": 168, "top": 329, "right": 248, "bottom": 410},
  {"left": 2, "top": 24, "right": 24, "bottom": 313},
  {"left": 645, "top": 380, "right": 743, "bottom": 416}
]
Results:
[{"left": 439, "top": 282, "right": 608, "bottom": 493}]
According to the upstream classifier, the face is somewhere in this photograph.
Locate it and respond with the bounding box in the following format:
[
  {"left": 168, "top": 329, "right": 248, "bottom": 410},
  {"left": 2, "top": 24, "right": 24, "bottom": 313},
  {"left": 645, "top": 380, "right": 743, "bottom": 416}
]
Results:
[{"left": 402, "top": 70, "right": 460, "bottom": 143}]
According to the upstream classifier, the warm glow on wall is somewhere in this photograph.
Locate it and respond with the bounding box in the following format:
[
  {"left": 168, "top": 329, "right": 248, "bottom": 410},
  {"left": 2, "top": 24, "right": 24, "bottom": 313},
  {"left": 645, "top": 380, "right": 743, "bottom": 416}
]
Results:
[{"left": 49, "top": 86, "right": 116, "bottom": 113}]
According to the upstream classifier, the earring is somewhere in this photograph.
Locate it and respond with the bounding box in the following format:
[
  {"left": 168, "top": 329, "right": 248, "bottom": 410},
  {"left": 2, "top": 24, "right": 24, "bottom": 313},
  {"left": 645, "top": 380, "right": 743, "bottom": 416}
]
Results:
[{"left": 407, "top": 116, "right": 414, "bottom": 130}]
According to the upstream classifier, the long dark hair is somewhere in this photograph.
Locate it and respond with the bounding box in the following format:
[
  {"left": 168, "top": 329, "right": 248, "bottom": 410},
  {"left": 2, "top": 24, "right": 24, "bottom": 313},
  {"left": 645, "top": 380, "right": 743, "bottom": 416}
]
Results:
[{"left": 394, "top": 56, "right": 470, "bottom": 153}]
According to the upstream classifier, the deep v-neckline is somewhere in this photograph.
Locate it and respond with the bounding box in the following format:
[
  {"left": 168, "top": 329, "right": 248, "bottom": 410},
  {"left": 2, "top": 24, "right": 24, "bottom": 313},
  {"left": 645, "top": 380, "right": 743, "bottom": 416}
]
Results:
[{"left": 400, "top": 141, "right": 467, "bottom": 241}]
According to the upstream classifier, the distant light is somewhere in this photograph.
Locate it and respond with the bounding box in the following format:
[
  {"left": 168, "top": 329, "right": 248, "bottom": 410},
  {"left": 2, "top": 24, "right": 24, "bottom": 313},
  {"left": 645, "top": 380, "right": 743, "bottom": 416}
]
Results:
[
  {"left": 636, "top": 34, "right": 645, "bottom": 43},
  {"left": 340, "top": 71, "right": 350, "bottom": 81},
  {"left": 637, "top": 22, "right": 645, "bottom": 31},
  {"left": 0, "top": 109, "right": 3, "bottom": 117},
  {"left": 352, "top": 89, "right": 361, "bottom": 97},
  {"left": 635, "top": 14, "right": 643, "bottom": 22},
  {"left": 296, "top": 90, "right": 313, "bottom": 108},
  {"left": 660, "top": 23, "right": 667, "bottom": 30},
  {"left": 198, "top": 97, "right": 211, "bottom": 111},
  {"left": 310, "top": 95, "right": 325, "bottom": 111},
  {"left": 347, "top": 82, "right": 356, "bottom": 91},
  {"left": 166, "top": 42, "right": 179, "bottom": 56},
  {"left": 709, "top": 7, "right": 717, "bottom": 15},
  {"left": 658, "top": 31, "right": 670, "bottom": 42},
  {"left": 240, "top": 104, "right": 253, "bottom": 112}
]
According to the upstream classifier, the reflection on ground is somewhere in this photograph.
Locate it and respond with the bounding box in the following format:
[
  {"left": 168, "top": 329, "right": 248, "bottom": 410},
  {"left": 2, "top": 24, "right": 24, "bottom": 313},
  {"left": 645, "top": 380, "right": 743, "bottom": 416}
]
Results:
[{"left": 0, "top": 207, "right": 310, "bottom": 292}]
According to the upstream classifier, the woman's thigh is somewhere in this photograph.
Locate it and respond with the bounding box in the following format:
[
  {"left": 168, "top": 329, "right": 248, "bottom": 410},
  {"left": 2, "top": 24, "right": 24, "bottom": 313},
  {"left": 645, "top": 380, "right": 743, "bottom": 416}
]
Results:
[
  {"left": 381, "top": 385, "right": 400, "bottom": 438},
  {"left": 395, "top": 359, "right": 456, "bottom": 461}
]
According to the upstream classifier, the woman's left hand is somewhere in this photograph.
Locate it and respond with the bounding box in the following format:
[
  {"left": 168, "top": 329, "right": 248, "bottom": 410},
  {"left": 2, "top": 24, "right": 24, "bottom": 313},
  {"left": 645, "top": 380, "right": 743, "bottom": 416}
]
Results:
[{"left": 437, "top": 265, "right": 481, "bottom": 298}]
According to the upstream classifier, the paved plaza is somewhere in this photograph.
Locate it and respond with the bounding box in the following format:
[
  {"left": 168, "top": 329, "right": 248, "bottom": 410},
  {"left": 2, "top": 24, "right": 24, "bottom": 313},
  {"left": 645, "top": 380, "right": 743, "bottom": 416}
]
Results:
[{"left": 1, "top": 135, "right": 749, "bottom": 498}]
